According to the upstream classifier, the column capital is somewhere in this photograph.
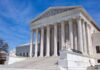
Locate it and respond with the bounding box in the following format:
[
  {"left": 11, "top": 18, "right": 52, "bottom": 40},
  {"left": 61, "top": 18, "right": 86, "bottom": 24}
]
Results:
[
  {"left": 30, "top": 29, "right": 35, "bottom": 33},
  {"left": 60, "top": 20, "right": 66, "bottom": 23},
  {"left": 47, "top": 24, "right": 50, "bottom": 27},
  {"left": 68, "top": 18, "right": 73, "bottom": 22},
  {"left": 76, "top": 16, "right": 83, "bottom": 21},
  {"left": 36, "top": 28, "right": 39, "bottom": 31},
  {"left": 54, "top": 22, "right": 57, "bottom": 26}
]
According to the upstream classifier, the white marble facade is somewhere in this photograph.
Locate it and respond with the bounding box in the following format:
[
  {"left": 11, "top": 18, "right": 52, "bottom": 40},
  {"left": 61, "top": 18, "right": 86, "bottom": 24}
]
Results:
[{"left": 30, "top": 6, "right": 100, "bottom": 57}]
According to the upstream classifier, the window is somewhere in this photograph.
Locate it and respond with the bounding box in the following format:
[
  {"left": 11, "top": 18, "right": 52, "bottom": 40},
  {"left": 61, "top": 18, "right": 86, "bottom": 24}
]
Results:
[
  {"left": 96, "top": 46, "right": 100, "bottom": 53},
  {"left": 27, "top": 52, "right": 28, "bottom": 57},
  {"left": 23, "top": 53, "right": 25, "bottom": 56},
  {"left": 98, "top": 59, "right": 100, "bottom": 63},
  {"left": 20, "top": 53, "right": 22, "bottom": 56}
]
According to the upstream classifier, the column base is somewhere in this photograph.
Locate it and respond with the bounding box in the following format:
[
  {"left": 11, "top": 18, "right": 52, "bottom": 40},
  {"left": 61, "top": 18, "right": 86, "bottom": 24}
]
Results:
[
  {"left": 39, "top": 55, "right": 44, "bottom": 57},
  {"left": 45, "top": 53, "right": 50, "bottom": 57},
  {"left": 29, "top": 56, "right": 33, "bottom": 58},
  {"left": 29, "top": 54, "right": 33, "bottom": 58},
  {"left": 53, "top": 54, "right": 58, "bottom": 57},
  {"left": 45, "top": 55, "right": 50, "bottom": 57},
  {"left": 34, "top": 55, "right": 38, "bottom": 57},
  {"left": 83, "top": 52, "right": 89, "bottom": 56},
  {"left": 40, "top": 54, "right": 44, "bottom": 57}
]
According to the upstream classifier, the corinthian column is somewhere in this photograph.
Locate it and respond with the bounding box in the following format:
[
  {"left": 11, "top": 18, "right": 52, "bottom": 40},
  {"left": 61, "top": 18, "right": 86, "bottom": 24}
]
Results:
[
  {"left": 46, "top": 25, "right": 50, "bottom": 57},
  {"left": 34, "top": 29, "right": 38, "bottom": 57},
  {"left": 69, "top": 20, "right": 73, "bottom": 49},
  {"left": 61, "top": 22, "right": 65, "bottom": 49},
  {"left": 29, "top": 31, "right": 33, "bottom": 57},
  {"left": 77, "top": 17, "right": 84, "bottom": 53},
  {"left": 54, "top": 24, "right": 57, "bottom": 56},
  {"left": 40, "top": 28, "right": 44, "bottom": 57},
  {"left": 86, "top": 24, "right": 92, "bottom": 55},
  {"left": 82, "top": 21, "right": 87, "bottom": 55}
]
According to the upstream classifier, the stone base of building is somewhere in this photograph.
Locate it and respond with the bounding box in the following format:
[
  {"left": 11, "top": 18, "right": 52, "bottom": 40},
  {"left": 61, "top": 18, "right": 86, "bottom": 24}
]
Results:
[
  {"left": 58, "top": 50, "right": 96, "bottom": 70},
  {"left": 7, "top": 56, "right": 26, "bottom": 64},
  {"left": 0, "top": 56, "right": 59, "bottom": 70}
]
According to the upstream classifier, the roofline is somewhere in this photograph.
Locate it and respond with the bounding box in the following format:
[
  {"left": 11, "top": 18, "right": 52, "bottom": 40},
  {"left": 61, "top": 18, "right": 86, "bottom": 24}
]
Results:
[
  {"left": 48, "top": 6, "right": 81, "bottom": 9},
  {"left": 30, "top": 6, "right": 100, "bottom": 31},
  {"left": 78, "top": 6, "right": 100, "bottom": 31},
  {"left": 30, "top": 6, "right": 81, "bottom": 24},
  {"left": 16, "top": 42, "right": 40, "bottom": 48},
  {"left": 30, "top": 7, "right": 51, "bottom": 24}
]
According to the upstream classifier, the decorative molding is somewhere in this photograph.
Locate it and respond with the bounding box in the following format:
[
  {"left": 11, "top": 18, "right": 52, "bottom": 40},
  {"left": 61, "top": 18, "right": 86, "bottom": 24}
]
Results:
[{"left": 31, "top": 10, "right": 80, "bottom": 30}]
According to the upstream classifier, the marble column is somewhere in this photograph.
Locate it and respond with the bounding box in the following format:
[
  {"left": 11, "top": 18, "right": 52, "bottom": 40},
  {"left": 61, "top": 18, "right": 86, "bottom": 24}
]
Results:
[
  {"left": 77, "top": 18, "right": 84, "bottom": 53},
  {"left": 82, "top": 21, "right": 87, "bottom": 54},
  {"left": 29, "top": 31, "right": 33, "bottom": 57},
  {"left": 86, "top": 24, "right": 92, "bottom": 55},
  {"left": 61, "top": 22, "right": 65, "bottom": 49},
  {"left": 69, "top": 20, "right": 74, "bottom": 49},
  {"left": 74, "top": 23, "right": 78, "bottom": 51},
  {"left": 54, "top": 24, "right": 57, "bottom": 56},
  {"left": 40, "top": 28, "right": 44, "bottom": 57},
  {"left": 34, "top": 29, "right": 38, "bottom": 57},
  {"left": 46, "top": 25, "right": 50, "bottom": 57}
]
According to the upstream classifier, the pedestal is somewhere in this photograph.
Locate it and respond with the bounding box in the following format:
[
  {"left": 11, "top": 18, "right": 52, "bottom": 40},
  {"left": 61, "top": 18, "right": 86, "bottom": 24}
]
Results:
[{"left": 58, "top": 50, "right": 96, "bottom": 70}]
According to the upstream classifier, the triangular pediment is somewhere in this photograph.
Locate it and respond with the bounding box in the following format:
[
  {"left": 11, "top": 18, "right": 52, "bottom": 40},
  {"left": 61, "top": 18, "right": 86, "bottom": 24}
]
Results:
[
  {"left": 31, "top": 6, "right": 100, "bottom": 31},
  {"left": 32, "top": 6, "right": 81, "bottom": 23}
]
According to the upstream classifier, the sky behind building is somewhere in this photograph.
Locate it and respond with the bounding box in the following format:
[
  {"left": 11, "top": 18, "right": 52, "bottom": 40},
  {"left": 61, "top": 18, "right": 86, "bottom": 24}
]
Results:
[{"left": 0, "top": 0, "right": 100, "bottom": 50}]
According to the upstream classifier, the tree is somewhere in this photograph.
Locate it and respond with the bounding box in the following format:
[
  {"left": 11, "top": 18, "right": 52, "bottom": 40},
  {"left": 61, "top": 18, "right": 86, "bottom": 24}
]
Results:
[
  {"left": 0, "top": 38, "right": 9, "bottom": 53},
  {"left": 0, "top": 38, "right": 9, "bottom": 64}
]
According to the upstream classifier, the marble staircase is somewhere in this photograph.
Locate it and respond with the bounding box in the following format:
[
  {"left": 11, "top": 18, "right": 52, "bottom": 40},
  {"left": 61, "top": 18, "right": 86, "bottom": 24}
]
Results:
[{"left": 0, "top": 56, "right": 60, "bottom": 70}]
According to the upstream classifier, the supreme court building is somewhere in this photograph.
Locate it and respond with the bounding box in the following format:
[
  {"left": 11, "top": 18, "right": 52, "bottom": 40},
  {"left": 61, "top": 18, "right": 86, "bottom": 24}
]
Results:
[{"left": 29, "top": 6, "right": 100, "bottom": 58}]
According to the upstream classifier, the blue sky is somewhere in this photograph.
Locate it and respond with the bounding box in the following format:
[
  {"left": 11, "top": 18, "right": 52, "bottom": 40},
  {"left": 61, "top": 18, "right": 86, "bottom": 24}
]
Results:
[{"left": 0, "top": 0, "right": 100, "bottom": 50}]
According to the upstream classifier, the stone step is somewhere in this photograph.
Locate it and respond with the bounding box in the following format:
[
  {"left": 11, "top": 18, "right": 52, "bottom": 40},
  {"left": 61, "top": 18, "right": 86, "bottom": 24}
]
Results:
[
  {"left": 0, "top": 56, "right": 60, "bottom": 70},
  {"left": 0, "top": 68, "right": 34, "bottom": 70}
]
